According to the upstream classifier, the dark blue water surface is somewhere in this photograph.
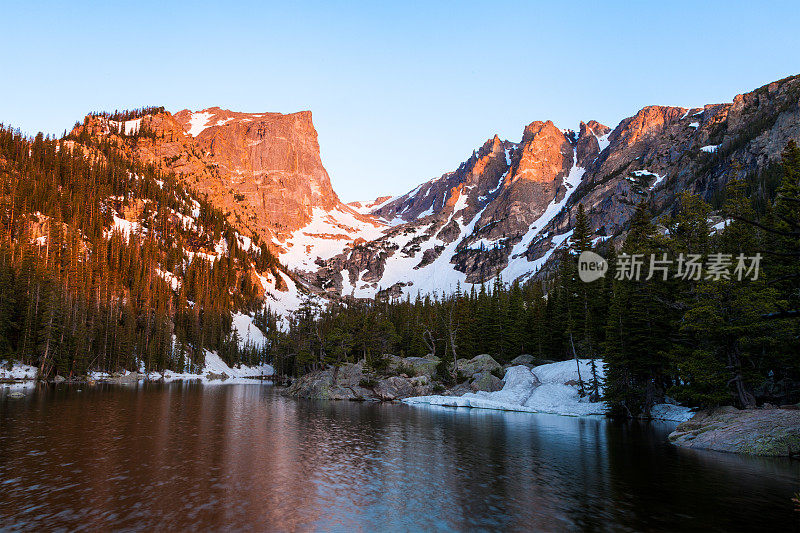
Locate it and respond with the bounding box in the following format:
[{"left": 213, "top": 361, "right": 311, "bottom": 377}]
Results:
[{"left": 1, "top": 383, "right": 798, "bottom": 532}]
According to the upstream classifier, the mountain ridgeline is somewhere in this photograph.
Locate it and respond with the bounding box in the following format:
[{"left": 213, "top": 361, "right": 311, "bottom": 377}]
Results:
[
  {"left": 323, "top": 75, "right": 800, "bottom": 298},
  {"left": 0, "top": 75, "right": 799, "bottom": 414},
  {"left": 62, "top": 75, "right": 800, "bottom": 301}
]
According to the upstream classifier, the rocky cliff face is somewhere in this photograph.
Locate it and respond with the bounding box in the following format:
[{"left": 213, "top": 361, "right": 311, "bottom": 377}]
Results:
[
  {"left": 71, "top": 74, "right": 800, "bottom": 305},
  {"left": 310, "top": 75, "right": 800, "bottom": 298},
  {"left": 73, "top": 107, "right": 383, "bottom": 273},
  {"left": 548, "top": 75, "right": 800, "bottom": 245},
  {"left": 172, "top": 108, "right": 341, "bottom": 224},
  {"left": 311, "top": 116, "right": 609, "bottom": 294}
]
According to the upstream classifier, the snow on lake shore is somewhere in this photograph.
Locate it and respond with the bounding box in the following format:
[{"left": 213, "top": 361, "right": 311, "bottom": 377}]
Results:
[
  {"left": 137, "top": 351, "right": 274, "bottom": 384},
  {"left": 2, "top": 352, "right": 273, "bottom": 389},
  {"left": 403, "top": 359, "right": 694, "bottom": 422},
  {"left": 1, "top": 360, "right": 38, "bottom": 380},
  {"left": 1, "top": 361, "right": 39, "bottom": 391}
]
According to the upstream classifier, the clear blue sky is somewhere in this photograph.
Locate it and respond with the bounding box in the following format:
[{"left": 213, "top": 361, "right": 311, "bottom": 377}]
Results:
[{"left": 2, "top": 1, "right": 798, "bottom": 201}]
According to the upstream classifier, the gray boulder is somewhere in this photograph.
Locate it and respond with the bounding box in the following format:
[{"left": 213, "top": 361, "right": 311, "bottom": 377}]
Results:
[
  {"left": 470, "top": 371, "right": 504, "bottom": 392},
  {"left": 288, "top": 362, "right": 375, "bottom": 400},
  {"left": 457, "top": 354, "right": 501, "bottom": 377},
  {"left": 669, "top": 407, "right": 800, "bottom": 456},
  {"left": 111, "top": 372, "right": 140, "bottom": 384},
  {"left": 374, "top": 376, "right": 415, "bottom": 400},
  {"left": 288, "top": 356, "right": 452, "bottom": 401},
  {"left": 509, "top": 354, "right": 535, "bottom": 366},
  {"left": 387, "top": 355, "right": 440, "bottom": 378}
]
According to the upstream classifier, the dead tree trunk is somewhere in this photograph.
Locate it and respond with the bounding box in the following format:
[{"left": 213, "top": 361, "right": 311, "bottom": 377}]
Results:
[
  {"left": 446, "top": 303, "right": 459, "bottom": 381},
  {"left": 423, "top": 329, "right": 436, "bottom": 359},
  {"left": 728, "top": 343, "right": 756, "bottom": 408},
  {"left": 570, "top": 332, "right": 586, "bottom": 397}
]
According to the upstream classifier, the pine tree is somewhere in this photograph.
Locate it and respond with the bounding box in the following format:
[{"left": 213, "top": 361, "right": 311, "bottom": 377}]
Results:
[{"left": 603, "top": 203, "right": 672, "bottom": 417}]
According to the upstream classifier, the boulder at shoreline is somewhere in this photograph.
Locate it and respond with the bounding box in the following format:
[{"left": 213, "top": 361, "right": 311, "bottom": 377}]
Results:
[{"left": 669, "top": 406, "right": 800, "bottom": 456}]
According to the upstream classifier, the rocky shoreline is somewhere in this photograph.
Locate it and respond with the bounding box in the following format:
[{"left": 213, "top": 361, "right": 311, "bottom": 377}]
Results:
[
  {"left": 668, "top": 406, "right": 800, "bottom": 457},
  {"left": 287, "top": 353, "right": 509, "bottom": 401},
  {"left": 287, "top": 354, "right": 800, "bottom": 456},
  {"left": 286, "top": 353, "right": 694, "bottom": 421}
]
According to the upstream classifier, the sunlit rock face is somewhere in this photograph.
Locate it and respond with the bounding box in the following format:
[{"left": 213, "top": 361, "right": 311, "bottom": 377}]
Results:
[
  {"left": 74, "top": 75, "right": 800, "bottom": 300},
  {"left": 173, "top": 108, "right": 346, "bottom": 234},
  {"left": 75, "top": 107, "right": 383, "bottom": 273},
  {"left": 319, "top": 76, "right": 800, "bottom": 297}
]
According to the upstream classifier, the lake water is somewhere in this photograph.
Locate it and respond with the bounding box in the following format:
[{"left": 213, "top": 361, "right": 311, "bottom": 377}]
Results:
[{"left": 1, "top": 383, "right": 798, "bottom": 532}]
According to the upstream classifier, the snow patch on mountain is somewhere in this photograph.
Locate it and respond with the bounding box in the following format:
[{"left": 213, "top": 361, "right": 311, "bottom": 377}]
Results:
[
  {"left": 278, "top": 207, "right": 386, "bottom": 272},
  {"left": 340, "top": 268, "right": 356, "bottom": 297},
  {"left": 156, "top": 268, "right": 181, "bottom": 291},
  {"left": 466, "top": 237, "right": 501, "bottom": 250},
  {"left": 348, "top": 196, "right": 395, "bottom": 215},
  {"left": 504, "top": 150, "right": 585, "bottom": 281},
  {"left": 187, "top": 111, "right": 214, "bottom": 136},
  {"left": 109, "top": 118, "right": 143, "bottom": 135},
  {"left": 257, "top": 269, "right": 321, "bottom": 326},
  {"left": 107, "top": 215, "right": 141, "bottom": 240},
  {"left": 505, "top": 231, "right": 573, "bottom": 283},
  {"left": 231, "top": 312, "right": 268, "bottom": 348},
  {"left": 596, "top": 132, "right": 611, "bottom": 152},
  {"left": 632, "top": 169, "right": 666, "bottom": 189}
]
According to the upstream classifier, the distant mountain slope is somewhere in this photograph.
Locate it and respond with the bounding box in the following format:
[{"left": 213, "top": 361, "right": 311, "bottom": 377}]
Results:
[
  {"left": 74, "top": 107, "right": 383, "bottom": 266},
  {"left": 47, "top": 74, "right": 800, "bottom": 306},
  {"left": 308, "top": 75, "right": 800, "bottom": 298},
  {"left": 0, "top": 116, "right": 299, "bottom": 377}
]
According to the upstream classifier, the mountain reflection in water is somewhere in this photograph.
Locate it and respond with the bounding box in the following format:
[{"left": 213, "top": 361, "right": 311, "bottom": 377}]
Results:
[{"left": 0, "top": 383, "right": 797, "bottom": 532}]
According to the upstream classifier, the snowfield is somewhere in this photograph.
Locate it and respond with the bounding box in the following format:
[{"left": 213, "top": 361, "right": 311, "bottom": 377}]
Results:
[
  {"left": 403, "top": 359, "right": 694, "bottom": 422},
  {"left": 231, "top": 312, "right": 268, "bottom": 348},
  {"left": 256, "top": 269, "right": 322, "bottom": 328},
  {"left": 277, "top": 207, "right": 385, "bottom": 272},
  {"left": 186, "top": 111, "right": 214, "bottom": 136}
]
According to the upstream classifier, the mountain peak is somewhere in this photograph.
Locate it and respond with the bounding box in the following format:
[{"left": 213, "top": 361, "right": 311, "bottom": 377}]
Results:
[{"left": 75, "top": 107, "right": 346, "bottom": 251}]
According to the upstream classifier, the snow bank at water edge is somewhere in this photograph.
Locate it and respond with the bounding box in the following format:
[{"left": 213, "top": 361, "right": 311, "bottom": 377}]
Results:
[
  {"left": 404, "top": 362, "right": 606, "bottom": 417},
  {"left": 140, "top": 351, "right": 274, "bottom": 384},
  {"left": 403, "top": 360, "right": 694, "bottom": 421},
  {"left": 0, "top": 360, "right": 38, "bottom": 380},
  {"left": 0, "top": 351, "right": 274, "bottom": 388},
  {"left": 1, "top": 361, "right": 38, "bottom": 392}
]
